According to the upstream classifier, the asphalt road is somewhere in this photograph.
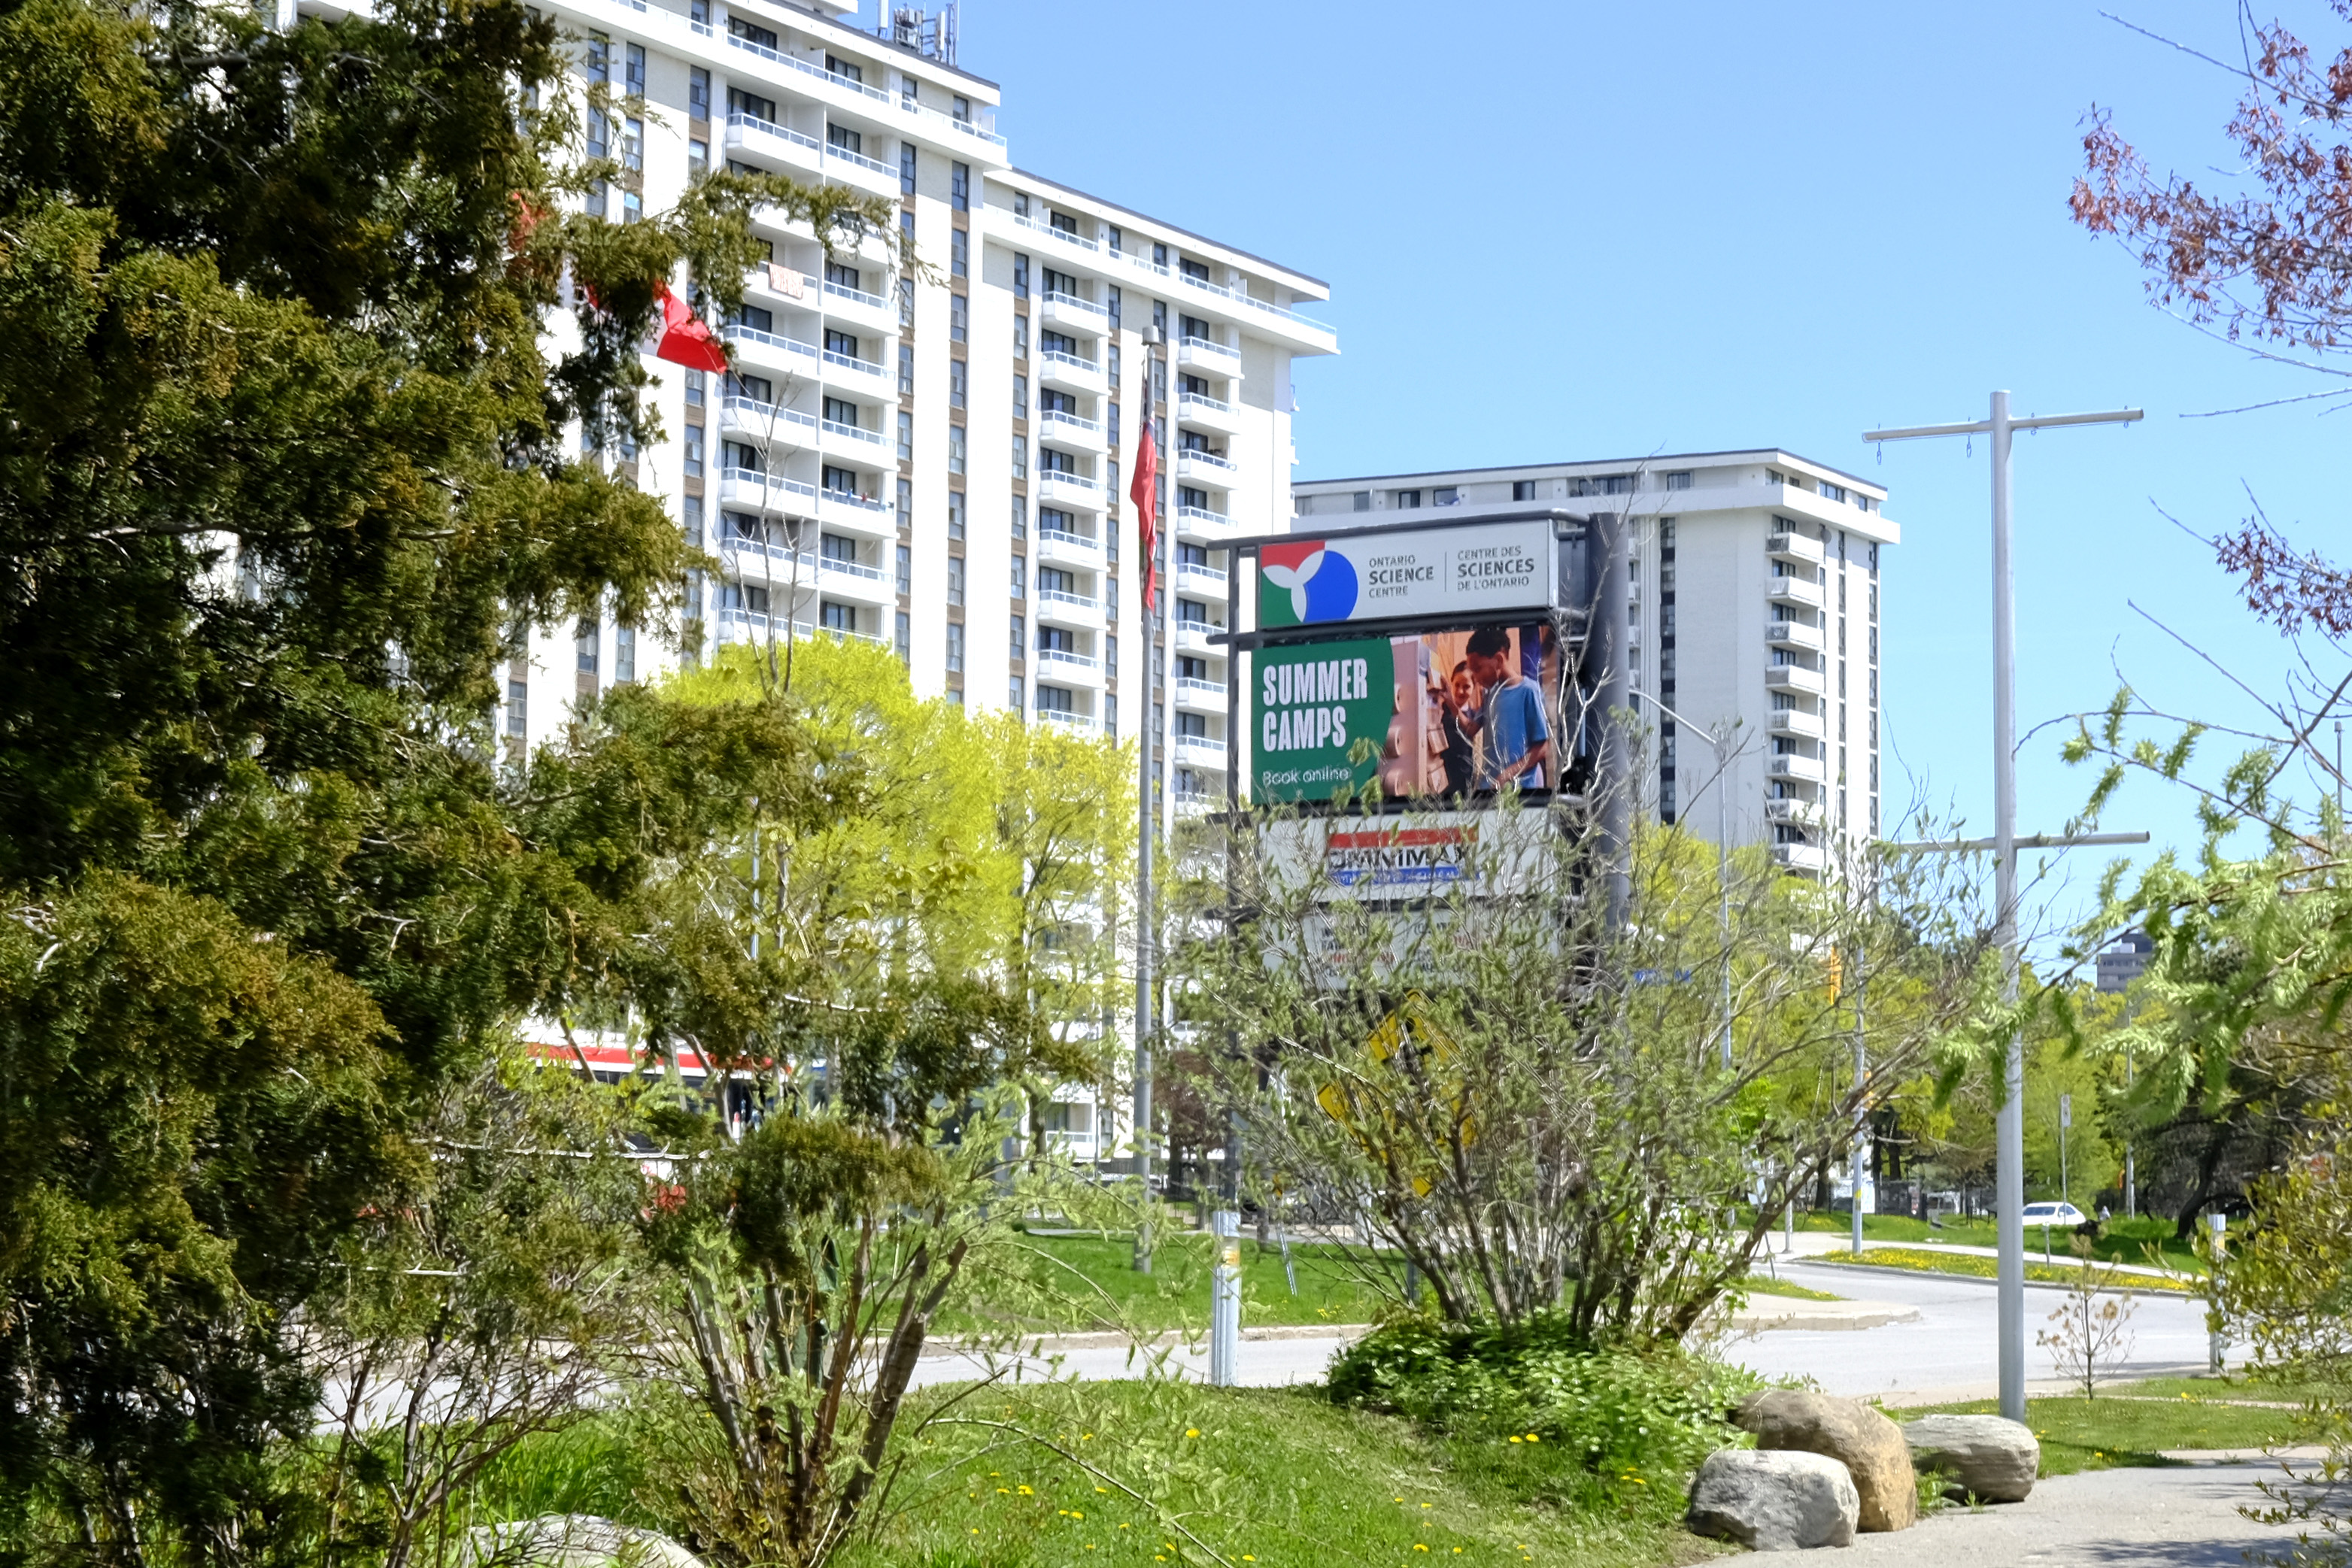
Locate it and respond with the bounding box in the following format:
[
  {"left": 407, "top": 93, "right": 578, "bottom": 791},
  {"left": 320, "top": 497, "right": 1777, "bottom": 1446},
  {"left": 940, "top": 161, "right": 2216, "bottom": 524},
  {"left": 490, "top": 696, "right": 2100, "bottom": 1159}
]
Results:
[
  {"left": 909, "top": 1257, "right": 2240, "bottom": 1403},
  {"left": 1725, "top": 1260, "right": 2238, "bottom": 1405}
]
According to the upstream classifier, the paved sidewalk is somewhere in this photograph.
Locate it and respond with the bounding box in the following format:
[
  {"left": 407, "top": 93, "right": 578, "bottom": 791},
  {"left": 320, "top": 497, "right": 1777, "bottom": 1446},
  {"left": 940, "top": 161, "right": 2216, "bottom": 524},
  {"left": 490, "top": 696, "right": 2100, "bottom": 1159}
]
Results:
[{"left": 1846, "top": 1462, "right": 2297, "bottom": 1566}]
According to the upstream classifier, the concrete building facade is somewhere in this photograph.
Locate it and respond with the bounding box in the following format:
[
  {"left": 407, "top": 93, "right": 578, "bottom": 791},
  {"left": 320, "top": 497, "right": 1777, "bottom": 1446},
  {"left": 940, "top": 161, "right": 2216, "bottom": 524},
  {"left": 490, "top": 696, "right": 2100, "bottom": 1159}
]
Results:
[{"left": 1291, "top": 453, "right": 1895, "bottom": 874}]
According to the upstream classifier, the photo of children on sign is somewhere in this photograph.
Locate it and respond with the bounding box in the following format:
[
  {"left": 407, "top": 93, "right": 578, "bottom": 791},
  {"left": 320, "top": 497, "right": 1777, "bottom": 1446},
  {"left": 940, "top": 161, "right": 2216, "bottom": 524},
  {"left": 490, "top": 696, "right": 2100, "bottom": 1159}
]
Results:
[{"left": 1251, "top": 621, "right": 1564, "bottom": 804}]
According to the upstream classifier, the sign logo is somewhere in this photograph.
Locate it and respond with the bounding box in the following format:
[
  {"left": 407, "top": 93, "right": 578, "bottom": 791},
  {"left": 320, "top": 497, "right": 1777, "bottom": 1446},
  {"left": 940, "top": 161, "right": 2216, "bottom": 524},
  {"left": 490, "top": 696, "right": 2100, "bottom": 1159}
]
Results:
[{"left": 1260, "top": 539, "right": 1359, "bottom": 627}]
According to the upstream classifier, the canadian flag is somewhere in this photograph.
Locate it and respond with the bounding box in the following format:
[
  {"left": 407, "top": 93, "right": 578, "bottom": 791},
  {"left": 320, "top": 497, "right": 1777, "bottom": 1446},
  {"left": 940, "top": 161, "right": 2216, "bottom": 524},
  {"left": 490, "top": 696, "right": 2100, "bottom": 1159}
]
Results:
[{"left": 654, "top": 281, "right": 729, "bottom": 373}]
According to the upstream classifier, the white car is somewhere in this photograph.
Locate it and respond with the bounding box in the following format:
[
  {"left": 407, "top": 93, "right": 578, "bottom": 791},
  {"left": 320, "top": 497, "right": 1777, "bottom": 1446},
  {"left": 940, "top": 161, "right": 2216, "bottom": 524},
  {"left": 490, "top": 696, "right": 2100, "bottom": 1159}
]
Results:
[{"left": 2020, "top": 1202, "right": 2087, "bottom": 1227}]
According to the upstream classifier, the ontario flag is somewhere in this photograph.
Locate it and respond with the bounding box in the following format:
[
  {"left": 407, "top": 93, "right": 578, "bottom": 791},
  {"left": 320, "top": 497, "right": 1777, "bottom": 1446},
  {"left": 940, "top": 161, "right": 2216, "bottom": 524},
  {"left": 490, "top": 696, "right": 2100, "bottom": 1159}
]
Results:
[
  {"left": 654, "top": 281, "right": 729, "bottom": 373},
  {"left": 1130, "top": 410, "right": 1160, "bottom": 610}
]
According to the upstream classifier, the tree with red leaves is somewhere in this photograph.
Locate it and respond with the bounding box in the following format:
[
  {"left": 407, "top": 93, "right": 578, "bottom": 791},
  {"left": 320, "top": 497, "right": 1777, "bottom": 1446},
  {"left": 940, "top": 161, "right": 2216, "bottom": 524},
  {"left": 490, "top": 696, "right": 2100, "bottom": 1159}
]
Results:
[{"left": 2072, "top": 4, "right": 2352, "bottom": 635}]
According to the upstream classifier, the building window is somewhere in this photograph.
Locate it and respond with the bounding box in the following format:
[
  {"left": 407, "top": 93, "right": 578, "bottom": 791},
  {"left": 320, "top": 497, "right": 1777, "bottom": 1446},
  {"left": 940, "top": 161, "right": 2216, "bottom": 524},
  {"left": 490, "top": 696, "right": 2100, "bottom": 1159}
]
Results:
[
  {"left": 682, "top": 496, "right": 704, "bottom": 549},
  {"left": 1009, "top": 675, "right": 1024, "bottom": 711},
  {"left": 824, "top": 53, "right": 863, "bottom": 83},
  {"left": 1009, "top": 614, "right": 1024, "bottom": 657},
  {"left": 1351, "top": 491, "right": 1370, "bottom": 512},
  {"left": 682, "top": 430, "right": 703, "bottom": 476},
  {"left": 946, "top": 621, "right": 964, "bottom": 672},
  {"left": 824, "top": 326, "right": 860, "bottom": 361},
  {"left": 586, "top": 32, "right": 608, "bottom": 82},
  {"left": 1010, "top": 558, "right": 1025, "bottom": 598},
  {"left": 824, "top": 396, "right": 860, "bottom": 429},
  {"left": 951, "top": 229, "right": 968, "bottom": 278},
  {"left": 684, "top": 368, "right": 706, "bottom": 408},
  {"left": 896, "top": 543, "right": 912, "bottom": 594},
  {"left": 949, "top": 358, "right": 967, "bottom": 409},
  {"left": 1012, "top": 434, "right": 1027, "bottom": 479},
  {"left": 896, "top": 477, "right": 912, "bottom": 528},
  {"left": 899, "top": 278, "right": 913, "bottom": 328},
  {"left": 1665, "top": 470, "right": 1693, "bottom": 490},
  {"left": 689, "top": 138, "right": 707, "bottom": 172},
  {"left": 1011, "top": 496, "right": 1027, "bottom": 538},
  {"left": 1013, "top": 253, "right": 1029, "bottom": 299},
  {"left": 950, "top": 294, "right": 967, "bottom": 343},
  {"left": 1013, "top": 315, "right": 1027, "bottom": 359},
  {"left": 948, "top": 490, "right": 965, "bottom": 539},
  {"left": 897, "top": 410, "right": 913, "bottom": 459},
  {"left": 899, "top": 344, "right": 914, "bottom": 395},
  {"left": 1107, "top": 284, "right": 1121, "bottom": 328},
  {"left": 1433, "top": 486, "right": 1458, "bottom": 506},
  {"left": 951, "top": 161, "right": 970, "bottom": 211},
  {"left": 1012, "top": 373, "right": 1028, "bottom": 420},
  {"left": 690, "top": 66, "right": 710, "bottom": 117},
  {"left": 948, "top": 424, "right": 965, "bottom": 475},
  {"left": 1036, "top": 684, "right": 1073, "bottom": 715},
  {"left": 900, "top": 141, "right": 915, "bottom": 195},
  {"left": 822, "top": 464, "right": 856, "bottom": 494},
  {"left": 727, "top": 14, "right": 776, "bottom": 47},
  {"left": 947, "top": 556, "right": 964, "bottom": 606},
  {"left": 506, "top": 678, "right": 528, "bottom": 738},
  {"left": 614, "top": 624, "right": 636, "bottom": 683},
  {"left": 1395, "top": 490, "right": 1421, "bottom": 509},
  {"left": 626, "top": 41, "right": 645, "bottom": 93},
  {"left": 575, "top": 619, "right": 599, "bottom": 674},
  {"left": 895, "top": 610, "right": 911, "bottom": 662},
  {"left": 820, "top": 600, "right": 855, "bottom": 632}
]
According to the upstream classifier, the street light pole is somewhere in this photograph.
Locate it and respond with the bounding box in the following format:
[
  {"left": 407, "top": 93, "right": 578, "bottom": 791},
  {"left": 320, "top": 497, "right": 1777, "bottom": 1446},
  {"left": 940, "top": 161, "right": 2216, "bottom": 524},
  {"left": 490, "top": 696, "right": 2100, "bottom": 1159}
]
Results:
[
  {"left": 1631, "top": 689, "right": 1734, "bottom": 1068},
  {"left": 1131, "top": 324, "right": 1165, "bottom": 1274},
  {"left": 1864, "top": 393, "right": 2141, "bottom": 1424}
]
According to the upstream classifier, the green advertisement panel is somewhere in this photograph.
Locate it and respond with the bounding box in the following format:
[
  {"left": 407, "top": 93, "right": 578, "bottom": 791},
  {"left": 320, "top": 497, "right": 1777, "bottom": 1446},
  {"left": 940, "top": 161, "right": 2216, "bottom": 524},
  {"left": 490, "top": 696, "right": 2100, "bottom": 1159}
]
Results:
[{"left": 1251, "top": 637, "right": 1398, "bottom": 803}]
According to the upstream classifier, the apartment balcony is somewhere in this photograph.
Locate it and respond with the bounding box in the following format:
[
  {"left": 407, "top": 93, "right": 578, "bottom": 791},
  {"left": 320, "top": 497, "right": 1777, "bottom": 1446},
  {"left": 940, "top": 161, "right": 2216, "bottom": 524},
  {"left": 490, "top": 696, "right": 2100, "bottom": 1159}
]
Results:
[
  {"left": 1037, "top": 290, "right": 1109, "bottom": 335},
  {"left": 714, "top": 606, "right": 773, "bottom": 648},
  {"left": 1033, "top": 646, "right": 1104, "bottom": 685},
  {"left": 1176, "top": 391, "right": 1241, "bottom": 437},
  {"left": 1771, "top": 841, "right": 1831, "bottom": 875},
  {"left": 1767, "top": 618, "right": 1826, "bottom": 653},
  {"left": 1175, "top": 560, "right": 1228, "bottom": 599},
  {"left": 818, "top": 416, "right": 890, "bottom": 464},
  {"left": 729, "top": 324, "right": 823, "bottom": 379},
  {"left": 1764, "top": 797, "right": 1828, "bottom": 829},
  {"left": 724, "top": 112, "right": 821, "bottom": 182},
  {"left": 1035, "top": 470, "right": 1104, "bottom": 513},
  {"left": 818, "top": 274, "right": 899, "bottom": 334},
  {"left": 1766, "top": 661, "right": 1827, "bottom": 696},
  {"left": 1768, "top": 706, "right": 1825, "bottom": 742},
  {"left": 716, "top": 538, "right": 812, "bottom": 587},
  {"left": 1768, "top": 529, "right": 1827, "bottom": 566},
  {"left": 1035, "top": 706, "right": 1099, "bottom": 734},
  {"left": 718, "top": 396, "right": 817, "bottom": 450},
  {"left": 1033, "top": 526, "right": 1103, "bottom": 569},
  {"left": 1034, "top": 587, "right": 1104, "bottom": 631},
  {"left": 818, "top": 345, "right": 896, "bottom": 402},
  {"left": 1767, "top": 751, "right": 1826, "bottom": 784},
  {"left": 717, "top": 28, "right": 1009, "bottom": 162},
  {"left": 1171, "top": 787, "right": 1225, "bottom": 816},
  {"left": 1176, "top": 447, "right": 1237, "bottom": 486},
  {"left": 1176, "top": 335, "right": 1243, "bottom": 379},
  {"left": 1175, "top": 505, "right": 1236, "bottom": 544},
  {"left": 821, "top": 140, "right": 900, "bottom": 202},
  {"left": 1174, "top": 675, "right": 1228, "bottom": 713},
  {"left": 1174, "top": 733, "right": 1228, "bottom": 766},
  {"left": 1767, "top": 572, "right": 1826, "bottom": 611},
  {"left": 1037, "top": 407, "right": 1109, "bottom": 455},
  {"left": 816, "top": 484, "right": 895, "bottom": 537},
  {"left": 1173, "top": 618, "right": 1222, "bottom": 655},
  {"left": 1036, "top": 348, "right": 1107, "bottom": 396},
  {"left": 718, "top": 466, "right": 818, "bottom": 513},
  {"left": 812, "top": 554, "right": 896, "bottom": 606}
]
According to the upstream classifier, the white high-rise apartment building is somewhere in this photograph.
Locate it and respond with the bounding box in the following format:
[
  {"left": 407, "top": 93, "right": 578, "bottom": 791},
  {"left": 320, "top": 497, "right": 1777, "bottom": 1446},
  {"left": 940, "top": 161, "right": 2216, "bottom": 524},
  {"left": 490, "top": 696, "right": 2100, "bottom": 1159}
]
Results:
[
  {"left": 467, "top": 0, "right": 1334, "bottom": 818},
  {"left": 1291, "top": 453, "right": 1895, "bottom": 874}
]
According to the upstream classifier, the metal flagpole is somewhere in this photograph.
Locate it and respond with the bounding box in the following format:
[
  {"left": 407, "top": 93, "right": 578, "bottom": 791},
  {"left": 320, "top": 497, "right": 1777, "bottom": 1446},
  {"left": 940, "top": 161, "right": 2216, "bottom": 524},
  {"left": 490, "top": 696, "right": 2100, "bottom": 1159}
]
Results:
[
  {"left": 1865, "top": 392, "right": 2141, "bottom": 1424},
  {"left": 1132, "top": 325, "right": 1164, "bottom": 1274}
]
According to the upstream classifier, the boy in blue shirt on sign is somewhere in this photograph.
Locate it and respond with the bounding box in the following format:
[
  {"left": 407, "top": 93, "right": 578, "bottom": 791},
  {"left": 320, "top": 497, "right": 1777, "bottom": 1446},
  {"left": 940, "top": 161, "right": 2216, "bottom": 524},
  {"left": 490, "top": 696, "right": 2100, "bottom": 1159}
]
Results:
[{"left": 1464, "top": 626, "right": 1552, "bottom": 790}]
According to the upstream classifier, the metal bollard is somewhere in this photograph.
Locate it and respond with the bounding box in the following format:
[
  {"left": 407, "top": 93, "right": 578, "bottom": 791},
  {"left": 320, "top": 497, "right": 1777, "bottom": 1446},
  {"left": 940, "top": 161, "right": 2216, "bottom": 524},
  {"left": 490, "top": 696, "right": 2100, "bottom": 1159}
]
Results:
[
  {"left": 1209, "top": 1209, "right": 1240, "bottom": 1388},
  {"left": 2208, "top": 1211, "right": 2229, "bottom": 1375}
]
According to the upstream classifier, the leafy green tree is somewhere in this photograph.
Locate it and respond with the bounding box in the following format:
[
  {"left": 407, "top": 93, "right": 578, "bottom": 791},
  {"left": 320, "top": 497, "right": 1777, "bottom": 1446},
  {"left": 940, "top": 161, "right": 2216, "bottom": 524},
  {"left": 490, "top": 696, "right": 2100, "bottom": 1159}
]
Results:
[{"left": 0, "top": 0, "right": 886, "bottom": 1554}]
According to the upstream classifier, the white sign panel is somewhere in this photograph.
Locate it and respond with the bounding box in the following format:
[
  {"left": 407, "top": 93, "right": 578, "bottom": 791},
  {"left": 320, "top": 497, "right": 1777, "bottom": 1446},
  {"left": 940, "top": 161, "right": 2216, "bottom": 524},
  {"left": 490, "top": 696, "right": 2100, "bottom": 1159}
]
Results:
[
  {"left": 1256, "top": 520, "right": 1556, "bottom": 630},
  {"left": 1258, "top": 809, "right": 1558, "bottom": 902}
]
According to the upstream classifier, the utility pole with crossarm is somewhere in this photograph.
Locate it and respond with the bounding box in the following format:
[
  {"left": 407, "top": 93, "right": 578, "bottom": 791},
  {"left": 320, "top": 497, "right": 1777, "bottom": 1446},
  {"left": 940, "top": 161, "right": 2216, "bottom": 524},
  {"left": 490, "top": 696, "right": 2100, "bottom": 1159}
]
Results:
[{"left": 1864, "top": 391, "right": 2142, "bottom": 1424}]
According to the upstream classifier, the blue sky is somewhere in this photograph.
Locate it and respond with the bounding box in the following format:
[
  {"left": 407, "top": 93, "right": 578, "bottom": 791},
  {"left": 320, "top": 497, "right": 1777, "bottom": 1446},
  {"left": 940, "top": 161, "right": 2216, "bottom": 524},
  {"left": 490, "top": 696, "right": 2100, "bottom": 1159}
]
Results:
[{"left": 955, "top": 0, "right": 2345, "bottom": 926}]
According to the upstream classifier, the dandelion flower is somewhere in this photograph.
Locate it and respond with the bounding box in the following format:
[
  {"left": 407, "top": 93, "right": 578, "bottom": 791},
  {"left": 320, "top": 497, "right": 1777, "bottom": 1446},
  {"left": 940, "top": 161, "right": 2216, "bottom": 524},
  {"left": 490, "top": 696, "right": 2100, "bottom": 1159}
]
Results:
[
  {"left": 1508, "top": 1436, "right": 1523, "bottom": 1445},
  {"left": 1018, "top": 1485, "right": 1034, "bottom": 1496},
  {"left": 1185, "top": 1427, "right": 1200, "bottom": 1438}
]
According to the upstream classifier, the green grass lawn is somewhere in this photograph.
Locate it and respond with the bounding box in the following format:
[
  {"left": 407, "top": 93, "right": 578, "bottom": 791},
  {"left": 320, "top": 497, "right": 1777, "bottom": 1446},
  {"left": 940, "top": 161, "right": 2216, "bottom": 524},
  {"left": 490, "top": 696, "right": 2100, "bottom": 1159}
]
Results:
[
  {"left": 1787, "top": 1212, "right": 2204, "bottom": 1273},
  {"left": 1810, "top": 1246, "right": 2204, "bottom": 1294},
  {"left": 944, "top": 1230, "right": 1395, "bottom": 1336},
  {"left": 470, "top": 1384, "right": 1719, "bottom": 1568},
  {"left": 1737, "top": 1275, "right": 1844, "bottom": 1303},
  {"left": 1886, "top": 1386, "right": 2309, "bottom": 1475}
]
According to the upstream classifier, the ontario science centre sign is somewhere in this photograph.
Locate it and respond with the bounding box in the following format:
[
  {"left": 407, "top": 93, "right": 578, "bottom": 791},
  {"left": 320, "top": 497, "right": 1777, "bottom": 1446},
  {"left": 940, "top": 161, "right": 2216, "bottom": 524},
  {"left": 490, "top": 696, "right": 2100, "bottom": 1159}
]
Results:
[{"left": 1237, "top": 516, "right": 1576, "bottom": 809}]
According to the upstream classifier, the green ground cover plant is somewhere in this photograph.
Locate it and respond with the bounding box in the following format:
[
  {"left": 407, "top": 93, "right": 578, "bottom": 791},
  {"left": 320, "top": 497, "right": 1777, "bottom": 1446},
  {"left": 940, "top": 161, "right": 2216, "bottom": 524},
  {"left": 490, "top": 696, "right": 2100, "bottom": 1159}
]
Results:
[
  {"left": 1886, "top": 1390, "right": 2305, "bottom": 1475},
  {"left": 1789, "top": 1213, "right": 2204, "bottom": 1272},
  {"left": 1736, "top": 1276, "right": 1844, "bottom": 1303},
  {"left": 1813, "top": 1246, "right": 2202, "bottom": 1293}
]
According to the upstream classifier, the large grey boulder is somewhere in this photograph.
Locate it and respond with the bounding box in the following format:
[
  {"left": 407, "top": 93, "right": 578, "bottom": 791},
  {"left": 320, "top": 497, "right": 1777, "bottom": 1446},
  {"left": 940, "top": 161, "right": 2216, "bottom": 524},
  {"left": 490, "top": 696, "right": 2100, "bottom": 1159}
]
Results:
[
  {"left": 1686, "top": 1448, "right": 1860, "bottom": 1551},
  {"left": 1735, "top": 1389, "right": 1918, "bottom": 1533},
  {"left": 464, "top": 1515, "right": 704, "bottom": 1568},
  {"left": 1900, "top": 1413, "right": 2041, "bottom": 1503}
]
